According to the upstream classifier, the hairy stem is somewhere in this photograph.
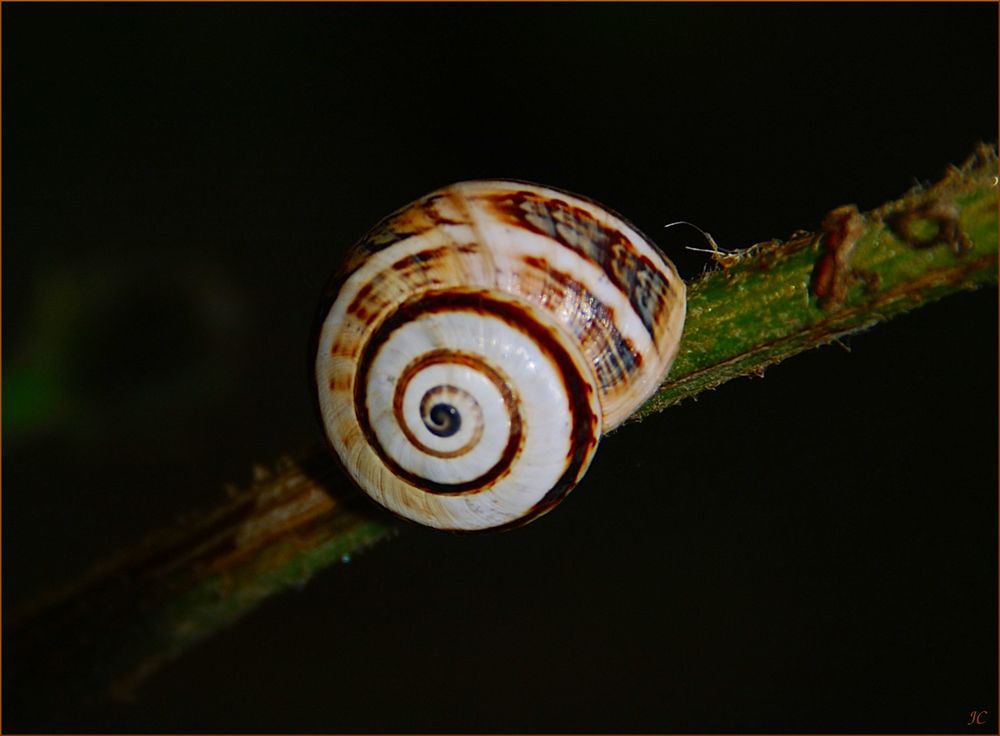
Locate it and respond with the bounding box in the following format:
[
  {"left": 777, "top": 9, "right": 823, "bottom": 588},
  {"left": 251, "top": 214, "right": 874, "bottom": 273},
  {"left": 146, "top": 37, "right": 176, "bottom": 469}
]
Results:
[{"left": 6, "top": 145, "right": 997, "bottom": 703}]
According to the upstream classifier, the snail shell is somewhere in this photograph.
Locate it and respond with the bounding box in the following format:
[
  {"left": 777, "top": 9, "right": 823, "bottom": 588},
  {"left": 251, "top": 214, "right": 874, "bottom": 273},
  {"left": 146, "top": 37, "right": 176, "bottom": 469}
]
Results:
[{"left": 313, "top": 180, "right": 685, "bottom": 531}]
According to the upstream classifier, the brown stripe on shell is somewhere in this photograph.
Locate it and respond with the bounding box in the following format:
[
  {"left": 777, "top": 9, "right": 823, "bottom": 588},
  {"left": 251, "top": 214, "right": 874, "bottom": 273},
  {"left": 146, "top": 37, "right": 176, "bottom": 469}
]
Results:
[
  {"left": 345, "top": 279, "right": 377, "bottom": 319},
  {"left": 521, "top": 255, "right": 643, "bottom": 391},
  {"left": 390, "top": 350, "right": 503, "bottom": 460},
  {"left": 356, "top": 193, "right": 471, "bottom": 256},
  {"left": 328, "top": 374, "right": 352, "bottom": 392},
  {"left": 390, "top": 245, "right": 453, "bottom": 274},
  {"left": 312, "top": 191, "right": 474, "bottom": 354},
  {"left": 342, "top": 245, "right": 453, "bottom": 324},
  {"left": 470, "top": 355, "right": 601, "bottom": 531},
  {"left": 481, "top": 189, "right": 675, "bottom": 341},
  {"left": 329, "top": 336, "right": 362, "bottom": 358},
  {"left": 354, "top": 290, "right": 598, "bottom": 504}
]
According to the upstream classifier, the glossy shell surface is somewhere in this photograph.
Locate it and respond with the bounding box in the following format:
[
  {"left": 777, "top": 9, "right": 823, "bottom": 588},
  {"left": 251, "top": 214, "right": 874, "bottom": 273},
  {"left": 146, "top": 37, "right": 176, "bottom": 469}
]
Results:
[{"left": 314, "top": 180, "right": 686, "bottom": 531}]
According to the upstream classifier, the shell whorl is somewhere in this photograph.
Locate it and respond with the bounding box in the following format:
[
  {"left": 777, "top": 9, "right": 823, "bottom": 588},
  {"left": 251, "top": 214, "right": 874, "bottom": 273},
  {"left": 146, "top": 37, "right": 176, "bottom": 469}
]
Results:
[{"left": 314, "top": 180, "right": 686, "bottom": 531}]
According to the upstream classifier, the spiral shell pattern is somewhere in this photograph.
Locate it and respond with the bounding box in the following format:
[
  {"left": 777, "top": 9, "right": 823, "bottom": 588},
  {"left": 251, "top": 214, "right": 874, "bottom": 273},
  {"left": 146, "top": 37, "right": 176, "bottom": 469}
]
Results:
[{"left": 314, "top": 181, "right": 685, "bottom": 531}]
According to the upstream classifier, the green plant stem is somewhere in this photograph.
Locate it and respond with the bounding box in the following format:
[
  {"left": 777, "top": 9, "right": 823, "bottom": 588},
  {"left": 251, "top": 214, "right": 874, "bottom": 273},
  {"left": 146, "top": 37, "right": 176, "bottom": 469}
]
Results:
[
  {"left": 6, "top": 146, "right": 997, "bottom": 704},
  {"left": 634, "top": 144, "right": 998, "bottom": 419}
]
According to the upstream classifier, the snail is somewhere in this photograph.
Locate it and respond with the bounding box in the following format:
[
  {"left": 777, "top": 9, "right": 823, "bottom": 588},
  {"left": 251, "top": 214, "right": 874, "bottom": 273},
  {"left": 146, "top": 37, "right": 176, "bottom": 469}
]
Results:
[{"left": 313, "top": 180, "right": 686, "bottom": 531}]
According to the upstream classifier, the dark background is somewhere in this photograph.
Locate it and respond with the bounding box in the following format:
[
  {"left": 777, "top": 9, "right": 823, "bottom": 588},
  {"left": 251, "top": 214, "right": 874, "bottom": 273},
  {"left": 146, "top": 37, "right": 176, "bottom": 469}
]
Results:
[{"left": 2, "top": 3, "right": 997, "bottom": 733}]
